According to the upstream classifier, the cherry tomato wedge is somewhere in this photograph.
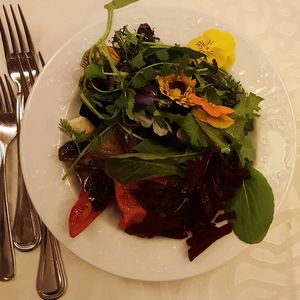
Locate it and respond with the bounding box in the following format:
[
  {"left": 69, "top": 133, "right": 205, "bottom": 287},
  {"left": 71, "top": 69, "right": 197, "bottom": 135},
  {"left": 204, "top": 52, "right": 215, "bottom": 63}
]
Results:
[{"left": 69, "top": 189, "right": 101, "bottom": 238}]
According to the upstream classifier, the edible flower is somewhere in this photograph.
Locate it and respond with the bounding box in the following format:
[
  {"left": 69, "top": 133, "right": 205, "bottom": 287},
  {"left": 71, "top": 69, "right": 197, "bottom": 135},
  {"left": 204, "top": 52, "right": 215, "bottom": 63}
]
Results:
[
  {"left": 155, "top": 73, "right": 235, "bottom": 128},
  {"left": 188, "top": 29, "right": 235, "bottom": 69},
  {"left": 190, "top": 94, "right": 235, "bottom": 129},
  {"left": 133, "top": 110, "right": 168, "bottom": 136},
  {"left": 155, "top": 73, "right": 196, "bottom": 107},
  {"left": 107, "top": 46, "right": 120, "bottom": 65}
]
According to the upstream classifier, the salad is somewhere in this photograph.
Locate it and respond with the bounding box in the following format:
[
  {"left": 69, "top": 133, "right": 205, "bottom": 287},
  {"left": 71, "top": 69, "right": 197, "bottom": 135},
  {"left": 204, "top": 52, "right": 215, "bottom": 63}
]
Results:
[{"left": 58, "top": 0, "right": 274, "bottom": 261}]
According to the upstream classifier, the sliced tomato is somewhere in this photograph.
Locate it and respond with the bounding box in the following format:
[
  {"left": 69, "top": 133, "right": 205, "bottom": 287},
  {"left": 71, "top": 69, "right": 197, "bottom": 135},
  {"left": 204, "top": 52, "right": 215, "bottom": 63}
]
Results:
[
  {"left": 69, "top": 189, "right": 101, "bottom": 238},
  {"left": 115, "top": 177, "right": 169, "bottom": 230}
]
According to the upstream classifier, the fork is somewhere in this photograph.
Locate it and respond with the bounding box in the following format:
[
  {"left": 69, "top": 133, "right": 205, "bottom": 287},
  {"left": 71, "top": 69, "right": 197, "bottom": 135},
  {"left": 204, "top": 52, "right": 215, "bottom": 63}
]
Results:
[
  {"left": 0, "top": 74, "right": 17, "bottom": 281},
  {"left": 0, "top": 4, "right": 41, "bottom": 251}
]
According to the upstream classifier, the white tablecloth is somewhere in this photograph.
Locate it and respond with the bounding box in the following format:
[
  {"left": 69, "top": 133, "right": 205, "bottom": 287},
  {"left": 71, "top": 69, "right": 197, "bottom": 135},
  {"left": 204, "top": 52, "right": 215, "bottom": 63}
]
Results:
[{"left": 1, "top": 0, "right": 300, "bottom": 299}]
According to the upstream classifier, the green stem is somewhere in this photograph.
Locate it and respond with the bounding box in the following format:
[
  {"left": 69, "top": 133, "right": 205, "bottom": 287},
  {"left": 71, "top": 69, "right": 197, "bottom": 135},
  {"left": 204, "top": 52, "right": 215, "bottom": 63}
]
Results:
[{"left": 118, "top": 123, "right": 144, "bottom": 140}]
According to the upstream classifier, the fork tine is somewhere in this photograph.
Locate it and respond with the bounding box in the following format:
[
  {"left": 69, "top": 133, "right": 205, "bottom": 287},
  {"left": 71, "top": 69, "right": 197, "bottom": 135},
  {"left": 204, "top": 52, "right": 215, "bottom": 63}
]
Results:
[
  {"left": 17, "top": 58, "right": 29, "bottom": 99},
  {"left": 0, "top": 76, "right": 8, "bottom": 113},
  {"left": 3, "top": 5, "right": 17, "bottom": 54},
  {"left": 4, "top": 74, "right": 16, "bottom": 112},
  {"left": 39, "top": 52, "right": 46, "bottom": 67},
  {"left": 0, "top": 17, "right": 10, "bottom": 60},
  {"left": 29, "top": 53, "right": 40, "bottom": 76},
  {"left": 17, "top": 5, "right": 34, "bottom": 52},
  {"left": 24, "top": 56, "right": 35, "bottom": 86},
  {"left": 10, "top": 5, "right": 25, "bottom": 53}
]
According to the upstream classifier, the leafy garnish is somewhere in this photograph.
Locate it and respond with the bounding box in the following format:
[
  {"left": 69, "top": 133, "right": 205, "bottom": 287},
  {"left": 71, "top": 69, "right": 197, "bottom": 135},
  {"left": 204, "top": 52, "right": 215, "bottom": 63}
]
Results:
[
  {"left": 58, "top": 119, "right": 89, "bottom": 146},
  {"left": 103, "top": 156, "right": 186, "bottom": 183},
  {"left": 225, "top": 167, "right": 274, "bottom": 243}
]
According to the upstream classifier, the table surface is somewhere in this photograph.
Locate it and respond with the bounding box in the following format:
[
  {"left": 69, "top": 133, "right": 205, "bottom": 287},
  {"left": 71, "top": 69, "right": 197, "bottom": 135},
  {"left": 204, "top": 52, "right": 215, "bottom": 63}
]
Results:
[{"left": 1, "top": 0, "right": 300, "bottom": 299}]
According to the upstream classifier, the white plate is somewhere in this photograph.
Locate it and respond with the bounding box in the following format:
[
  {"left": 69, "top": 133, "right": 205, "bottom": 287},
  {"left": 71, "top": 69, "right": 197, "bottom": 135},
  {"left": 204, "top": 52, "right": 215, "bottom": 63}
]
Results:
[{"left": 20, "top": 4, "right": 296, "bottom": 281}]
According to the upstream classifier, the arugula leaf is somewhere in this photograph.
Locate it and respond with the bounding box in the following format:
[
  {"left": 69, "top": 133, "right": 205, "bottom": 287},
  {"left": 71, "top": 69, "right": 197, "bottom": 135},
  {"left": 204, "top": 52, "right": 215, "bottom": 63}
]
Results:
[
  {"left": 225, "top": 167, "right": 274, "bottom": 243},
  {"left": 103, "top": 156, "right": 186, "bottom": 183},
  {"left": 234, "top": 93, "right": 263, "bottom": 118},
  {"left": 224, "top": 118, "right": 247, "bottom": 142},
  {"left": 62, "top": 125, "right": 114, "bottom": 180},
  {"left": 197, "top": 122, "right": 231, "bottom": 154},
  {"left": 161, "top": 112, "right": 207, "bottom": 149},
  {"left": 238, "top": 137, "right": 256, "bottom": 165}
]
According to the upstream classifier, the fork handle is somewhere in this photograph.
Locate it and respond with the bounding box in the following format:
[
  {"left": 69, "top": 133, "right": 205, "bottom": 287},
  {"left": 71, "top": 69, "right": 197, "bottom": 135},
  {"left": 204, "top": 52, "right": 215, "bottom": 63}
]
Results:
[
  {"left": 12, "top": 95, "right": 41, "bottom": 251},
  {"left": 0, "top": 143, "right": 15, "bottom": 281},
  {"left": 36, "top": 224, "right": 67, "bottom": 299},
  {"left": 12, "top": 173, "right": 42, "bottom": 251}
]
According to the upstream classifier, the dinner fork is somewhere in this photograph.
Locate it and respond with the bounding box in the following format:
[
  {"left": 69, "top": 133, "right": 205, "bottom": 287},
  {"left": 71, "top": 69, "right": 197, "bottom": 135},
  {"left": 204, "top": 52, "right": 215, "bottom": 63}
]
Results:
[
  {"left": 0, "top": 4, "right": 41, "bottom": 251},
  {"left": 0, "top": 75, "right": 17, "bottom": 281},
  {"left": 34, "top": 53, "right": 67, "bottom": 300}
]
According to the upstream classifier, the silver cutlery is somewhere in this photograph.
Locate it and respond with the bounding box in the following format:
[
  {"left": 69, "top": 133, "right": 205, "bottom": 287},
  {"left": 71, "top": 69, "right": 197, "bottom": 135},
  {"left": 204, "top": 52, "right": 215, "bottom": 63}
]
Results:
[
  {"left": 0, "top": 4, "right": 41, "bottom": 251},
  {"left": 0, "top": 74, "right": 16, "bottom": 281},
  {"left": 35, "top": 52, "right": 67, "bottom": 300},
  {"left": 1, "top": 5, "right": 67, "bottom": 298}
]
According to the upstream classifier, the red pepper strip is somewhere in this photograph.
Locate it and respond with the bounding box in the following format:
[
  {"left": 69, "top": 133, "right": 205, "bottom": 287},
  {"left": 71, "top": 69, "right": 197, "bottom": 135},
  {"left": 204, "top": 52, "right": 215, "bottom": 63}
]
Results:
[
  {"left": 69, "top": 189, "right": 101, "bottom": 238},
  {"left": 115, "top": 177, "right": 169, "bottom": 230},
  {"left": 115, "top": 182, "right": 147, "bottom": 230}
]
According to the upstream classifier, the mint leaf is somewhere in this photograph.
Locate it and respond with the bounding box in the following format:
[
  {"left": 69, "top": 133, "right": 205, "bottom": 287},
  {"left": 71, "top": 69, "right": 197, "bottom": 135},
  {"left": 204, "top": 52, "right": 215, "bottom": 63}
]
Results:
[
  {"left": 130, "top": 51, "right": 146, "bottom": 68},
  {"left": 84, "top": 63, "right": 106, "bottom": 80},
  {"left": 225, "top": 167, "right": 274, "bottom": 244}
]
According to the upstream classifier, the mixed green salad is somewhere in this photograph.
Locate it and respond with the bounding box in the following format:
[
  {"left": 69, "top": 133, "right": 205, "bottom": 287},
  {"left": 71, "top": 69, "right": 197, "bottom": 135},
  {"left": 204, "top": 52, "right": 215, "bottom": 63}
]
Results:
[{"left": 58, "top": 0, "right": 274, "bottom": 261}]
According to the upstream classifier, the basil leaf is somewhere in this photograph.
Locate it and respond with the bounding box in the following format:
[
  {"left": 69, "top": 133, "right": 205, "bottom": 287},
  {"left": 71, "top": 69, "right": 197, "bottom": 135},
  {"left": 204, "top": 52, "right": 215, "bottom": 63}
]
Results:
[
  {"left": 225, "top": 167, "right": 274, "bottom": 244},
  {"left": 103, "top": 157, "right": 186, "bottom": 183}
]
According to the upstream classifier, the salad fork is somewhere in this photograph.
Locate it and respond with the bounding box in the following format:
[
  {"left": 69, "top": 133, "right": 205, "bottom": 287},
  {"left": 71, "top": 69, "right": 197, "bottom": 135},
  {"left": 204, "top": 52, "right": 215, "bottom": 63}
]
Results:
[
  {"left": 0, "top": 74, "right": 17, "bottom": 281},
  {"left": 0, "top": 4, "right": 41, "bottom": 251}
]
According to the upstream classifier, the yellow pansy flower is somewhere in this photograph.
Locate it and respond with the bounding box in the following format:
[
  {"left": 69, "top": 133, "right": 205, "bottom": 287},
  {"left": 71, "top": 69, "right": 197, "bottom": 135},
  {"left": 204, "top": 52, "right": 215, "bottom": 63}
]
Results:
[{"left": 188, "top": 29, "right": 235, "bottom": 69}]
